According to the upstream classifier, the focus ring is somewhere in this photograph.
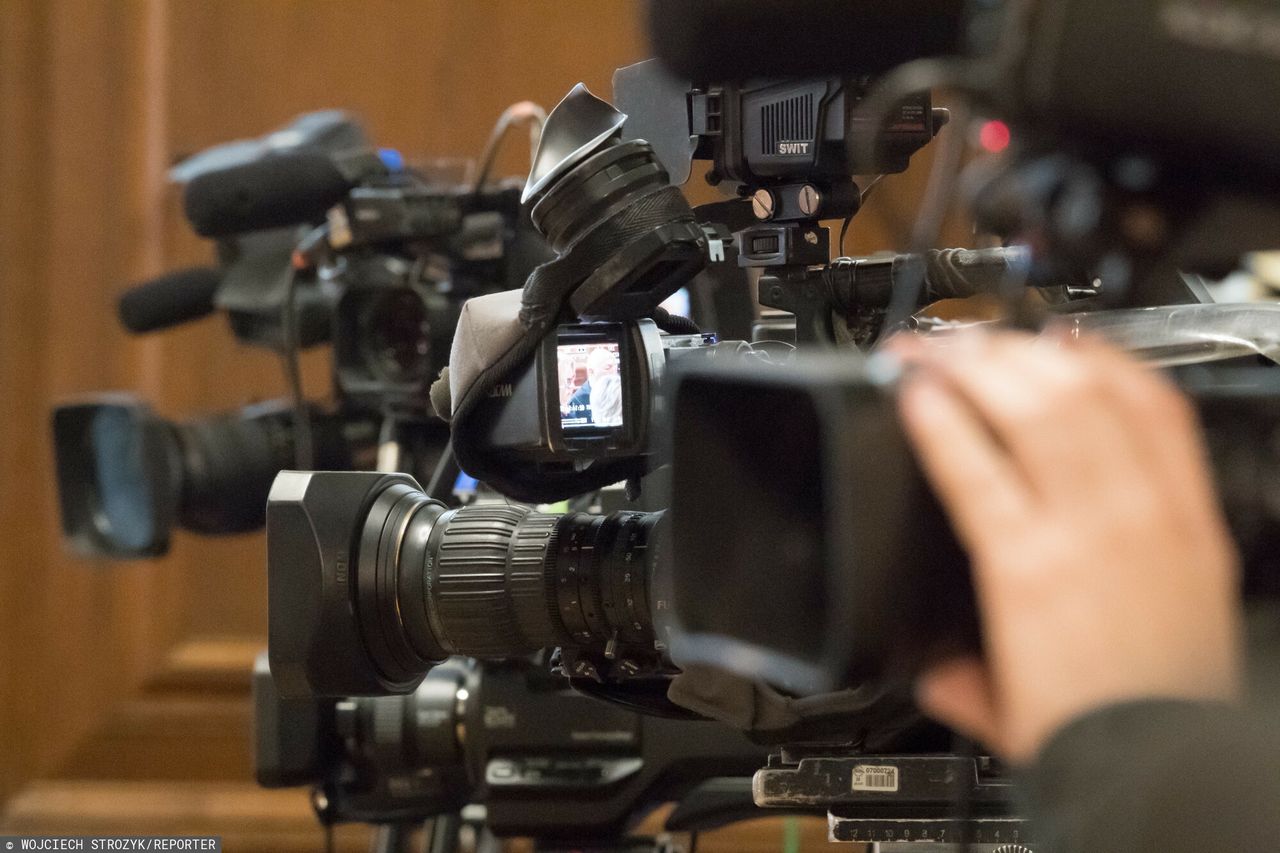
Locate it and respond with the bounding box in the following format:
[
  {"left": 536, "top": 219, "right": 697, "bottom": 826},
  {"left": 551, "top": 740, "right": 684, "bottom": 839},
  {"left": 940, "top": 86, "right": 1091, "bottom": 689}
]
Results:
[
  {"left": 508, "top": 511, "right": 563, "bottom": 648},
  {"left": 428, "top": 505, "right": 557, "bottom": 656}
]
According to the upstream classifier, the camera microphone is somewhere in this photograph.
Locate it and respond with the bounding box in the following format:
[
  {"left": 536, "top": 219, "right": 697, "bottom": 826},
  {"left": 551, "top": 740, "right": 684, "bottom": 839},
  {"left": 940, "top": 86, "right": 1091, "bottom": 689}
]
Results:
[
  {"left": 646, "top": 0, "right": 967, "bottom": 81},
  {"left": 117, "top": 266, "right": 222, "bottom": 334},
  {"left": 183, "top": 150, "right": 357, "bottom": 237}
]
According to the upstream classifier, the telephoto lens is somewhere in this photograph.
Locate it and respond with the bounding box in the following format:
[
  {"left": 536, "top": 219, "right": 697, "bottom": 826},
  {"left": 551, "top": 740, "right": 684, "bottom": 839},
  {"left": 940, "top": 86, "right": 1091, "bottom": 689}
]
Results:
[
  {"left": 52, "top": 396, "right": 375, "bottom": 559},
  {"left": 267, "top": 471, "right": 666, "bottom": 698}
]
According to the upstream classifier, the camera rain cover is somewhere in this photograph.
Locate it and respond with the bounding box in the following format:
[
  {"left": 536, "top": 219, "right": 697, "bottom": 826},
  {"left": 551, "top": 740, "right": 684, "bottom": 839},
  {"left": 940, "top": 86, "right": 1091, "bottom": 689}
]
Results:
[
  {"left": 435, "top": 289, "right": 528, "bottom": 419},
  {"left": 431, "top": 289, "right": 647, "bottom": 502}
]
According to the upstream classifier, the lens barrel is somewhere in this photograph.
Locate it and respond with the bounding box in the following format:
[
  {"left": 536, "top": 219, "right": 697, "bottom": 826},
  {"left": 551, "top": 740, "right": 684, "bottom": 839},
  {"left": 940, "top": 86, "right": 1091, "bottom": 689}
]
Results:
[
  {"left": 267, "top": 471, "right": 664, "bottom": 697},
  {"left": 360, "top": 490, "right": 664, "bottom": 680},
  {"left": 54, "top": 398, "right": 372, "bottom": 559},
  {"left": 335, "top": 664, "right": 468, "bottom": 778}
]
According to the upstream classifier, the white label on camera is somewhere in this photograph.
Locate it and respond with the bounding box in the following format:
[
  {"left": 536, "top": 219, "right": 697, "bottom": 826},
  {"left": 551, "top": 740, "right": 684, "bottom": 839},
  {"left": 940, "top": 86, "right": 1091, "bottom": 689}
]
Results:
[{"left": 851, "top": 764, "right": 899, "bottom": 793}]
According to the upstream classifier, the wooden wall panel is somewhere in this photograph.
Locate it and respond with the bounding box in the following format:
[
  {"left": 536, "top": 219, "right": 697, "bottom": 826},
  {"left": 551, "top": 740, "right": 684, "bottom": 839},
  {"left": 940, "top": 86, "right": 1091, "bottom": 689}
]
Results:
[
  {"left": 1, "top": 0, "right": 182, "bottom": 805},
  {"left": 0, "top": 0, "right": 965, "bottom": 845}
]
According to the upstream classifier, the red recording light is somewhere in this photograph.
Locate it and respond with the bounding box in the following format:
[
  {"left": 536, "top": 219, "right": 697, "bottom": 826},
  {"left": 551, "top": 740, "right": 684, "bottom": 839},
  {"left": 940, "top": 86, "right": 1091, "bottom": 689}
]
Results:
[{"left": 979, "top": 120, "right": 1012, "bottom": 154}]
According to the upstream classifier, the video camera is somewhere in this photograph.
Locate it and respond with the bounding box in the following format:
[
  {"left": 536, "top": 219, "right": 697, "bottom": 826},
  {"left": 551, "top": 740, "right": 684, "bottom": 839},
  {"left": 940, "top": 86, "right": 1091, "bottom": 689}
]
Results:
[
  {"left": 52, "top": 397, "right": 376, "bottom": 559},
  {"left": 262, "top": 56, "right": 1094, "bottom": 698},
  {"left": 51, "top": 111, "right": 546, "bottom": 559},
  {"left": 253, "top": 653, "right": 772, "bottom": 845}
]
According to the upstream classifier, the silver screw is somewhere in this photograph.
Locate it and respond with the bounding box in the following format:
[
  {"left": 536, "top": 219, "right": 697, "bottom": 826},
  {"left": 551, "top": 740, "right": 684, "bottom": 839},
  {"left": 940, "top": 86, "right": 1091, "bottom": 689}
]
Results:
[
  {"left": 751, "top": 188, "right": 775, "bottom": 221},
  {"left": 798, "top": 184, "right": 822, "bottom": 217}
]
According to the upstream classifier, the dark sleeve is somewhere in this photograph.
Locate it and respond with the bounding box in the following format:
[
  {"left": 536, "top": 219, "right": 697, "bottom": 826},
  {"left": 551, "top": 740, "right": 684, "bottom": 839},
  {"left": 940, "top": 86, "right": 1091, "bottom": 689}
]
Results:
[{"left": 1021, "top": 699, "right": 1280, "bottom": 852}]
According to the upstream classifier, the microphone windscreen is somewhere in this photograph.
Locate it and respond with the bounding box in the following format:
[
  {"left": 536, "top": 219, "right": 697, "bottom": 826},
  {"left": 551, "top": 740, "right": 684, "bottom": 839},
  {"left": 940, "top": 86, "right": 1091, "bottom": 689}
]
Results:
[
  {"left": 647, "top": 0, "right": 967, "bottom": 81},
  {"left": 183, "top": 151, "right": 352, "bottom": 237},
  {"left": 118, "top": 266, "right": 221, "bottom": 334}
]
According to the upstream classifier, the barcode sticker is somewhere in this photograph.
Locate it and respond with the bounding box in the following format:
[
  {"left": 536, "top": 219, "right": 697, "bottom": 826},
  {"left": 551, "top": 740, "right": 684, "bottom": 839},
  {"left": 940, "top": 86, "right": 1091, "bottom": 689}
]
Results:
[{"left": 851, "top": 764, "right": 900, "bottom": 792}]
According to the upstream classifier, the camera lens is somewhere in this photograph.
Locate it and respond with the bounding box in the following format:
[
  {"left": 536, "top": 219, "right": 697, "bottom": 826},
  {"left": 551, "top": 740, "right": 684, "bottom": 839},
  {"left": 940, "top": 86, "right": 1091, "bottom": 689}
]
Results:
[
  {"left": 335, "top": 663, "right": 468, "bottom": 778},
  {"left": 359, "top": 488, "right": 664, "bottom": 684},
  {"left": 254, "top": 651, "right": 472, "bottom": 820},
  {"left": 54, "top": 398, "right": 373, "bottom": 559},
  {"left": 529, "top": 141, "right": 671, "bottom": 255},
  {"left": 267, "top": 471, "right": 665, "bottom": 696},
  {"left": 87, "top": 406, "right": 166, "bottom": 553},
  {"left": 360, "top": 289, "right": 431, "bottom": 384}
]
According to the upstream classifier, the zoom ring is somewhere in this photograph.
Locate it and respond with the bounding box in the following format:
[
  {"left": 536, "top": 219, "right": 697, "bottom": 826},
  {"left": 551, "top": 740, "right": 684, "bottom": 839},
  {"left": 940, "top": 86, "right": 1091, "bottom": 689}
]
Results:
[
  {"left": 429, "top": 505, "right": 560, "bottom": 657},
  {"left": 507, "top": 510, "right": 563, "bottom": 648}
]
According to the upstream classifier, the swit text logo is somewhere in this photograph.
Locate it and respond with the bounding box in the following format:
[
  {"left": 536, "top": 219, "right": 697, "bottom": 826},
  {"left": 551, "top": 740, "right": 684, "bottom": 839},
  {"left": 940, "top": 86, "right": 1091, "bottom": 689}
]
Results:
[
  {"left": 777, "top": 141, "right": 810, "bottom": 155},
  {"left": 1160, "top": 1, "right": 1280, "bottom": 60}
]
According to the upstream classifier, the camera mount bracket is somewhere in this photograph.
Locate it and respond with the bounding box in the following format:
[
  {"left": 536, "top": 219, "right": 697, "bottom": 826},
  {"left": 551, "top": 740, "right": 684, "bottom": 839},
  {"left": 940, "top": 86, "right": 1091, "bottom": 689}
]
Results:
[{"left": 755, "top": 753, "right": 1037, "bottom": 850}]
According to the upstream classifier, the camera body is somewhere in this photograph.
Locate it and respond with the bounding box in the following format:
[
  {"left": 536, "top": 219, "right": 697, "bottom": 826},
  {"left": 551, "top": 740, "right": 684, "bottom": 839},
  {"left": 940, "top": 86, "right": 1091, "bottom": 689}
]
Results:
[
  {"left": 254, "top": 654, "right": 768, "bottom": 838},
  {"left": 468, "top": 320, "right": 732, "bottom": 477},
  {"left": 327, "top": 181, "right": 550, "bottom": 422}
]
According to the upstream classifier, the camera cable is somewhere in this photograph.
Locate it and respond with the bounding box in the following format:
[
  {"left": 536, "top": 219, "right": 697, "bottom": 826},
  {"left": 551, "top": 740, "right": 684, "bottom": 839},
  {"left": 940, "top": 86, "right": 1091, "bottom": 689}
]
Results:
[
  {"left": 280, "top": 259, "right": 315, "bottom": 469},
  {"left": 861, "top": 0, "right": 1040, "bottom": 343},
  {"left": 424, "top": 439, "right": 461, "bottom": 504},
  {"left": 838, "top": 174, "right": 887, "bottom": 257},
  {"left": 472, "top": 101, "right": 547, "bottom": 194}
]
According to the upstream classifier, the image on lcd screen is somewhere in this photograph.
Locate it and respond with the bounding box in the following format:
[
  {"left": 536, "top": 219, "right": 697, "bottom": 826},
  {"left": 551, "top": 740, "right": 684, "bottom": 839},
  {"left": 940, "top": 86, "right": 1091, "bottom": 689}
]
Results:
[{"left": 558, "top": 341, "right": 623, "bottom": 431}]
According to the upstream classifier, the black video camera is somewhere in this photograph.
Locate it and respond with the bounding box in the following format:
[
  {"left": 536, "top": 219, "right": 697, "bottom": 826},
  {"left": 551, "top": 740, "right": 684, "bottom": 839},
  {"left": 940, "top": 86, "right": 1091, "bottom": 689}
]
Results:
[
  {"left": 52, "top": 397, "right": 376, "bottom": 559},
  {"left": 443, "top": 67, "right": 1091, "bottom": 505},
  {"left": 52, "top": 112, "right": 546, "bottom": 559},
  {"left": 323, "top": 178, "right": 547, "bottom": 422},
  {"left": 253, "top": 653, "right": 770, "bottom": 841}
]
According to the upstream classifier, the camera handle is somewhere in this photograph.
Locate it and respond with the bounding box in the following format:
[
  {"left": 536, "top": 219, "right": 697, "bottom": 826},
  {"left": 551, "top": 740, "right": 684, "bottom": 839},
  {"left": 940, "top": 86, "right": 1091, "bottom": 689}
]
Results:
[{"left": 756, "top": 753, "right": 1036, "bottom": 850}]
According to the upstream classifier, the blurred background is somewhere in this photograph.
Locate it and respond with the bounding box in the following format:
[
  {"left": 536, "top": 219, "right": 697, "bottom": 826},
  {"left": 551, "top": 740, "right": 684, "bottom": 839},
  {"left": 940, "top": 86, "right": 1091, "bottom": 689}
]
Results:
[{"left": 0, "top": 2, "right": 964, "bottom": 849}]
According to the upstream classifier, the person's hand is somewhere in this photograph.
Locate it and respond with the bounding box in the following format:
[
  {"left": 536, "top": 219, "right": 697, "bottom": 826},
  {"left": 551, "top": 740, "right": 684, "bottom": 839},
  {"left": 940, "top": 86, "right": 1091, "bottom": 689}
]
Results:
[{"left": 892, "top": 330, "right": 1243, "bottom": 764}]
